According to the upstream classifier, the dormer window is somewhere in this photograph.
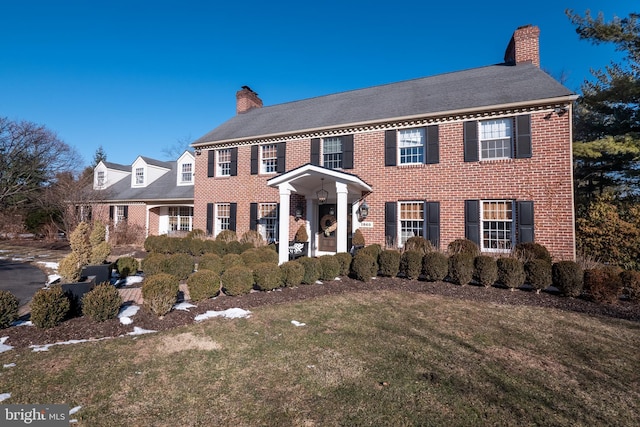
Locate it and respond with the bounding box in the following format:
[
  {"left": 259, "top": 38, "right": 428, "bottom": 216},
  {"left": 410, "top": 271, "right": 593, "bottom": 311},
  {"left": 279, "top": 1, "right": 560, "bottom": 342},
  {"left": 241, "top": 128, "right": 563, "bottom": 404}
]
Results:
[
  {"left": 181, "top": 163, "right": 193, "bottom": 183},
  {"left": 97, "top": 171, "right": 105, "bottom": 187},
  {"left": 135, "top": 167, "right": 145, "bottom": 185}
]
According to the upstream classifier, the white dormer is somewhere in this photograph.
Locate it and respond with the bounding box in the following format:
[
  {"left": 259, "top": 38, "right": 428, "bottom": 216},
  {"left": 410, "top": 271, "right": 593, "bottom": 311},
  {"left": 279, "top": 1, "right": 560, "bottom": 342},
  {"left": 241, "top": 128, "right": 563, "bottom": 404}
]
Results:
[
  {"left": 94, "top": 161, "right": 130, "bottom": 190},
  {"left": 131, "top": 156, "right": 170, "bottom": 188},
  {"left": 177, "top": 151, "right": 195, "bottom": 186}
]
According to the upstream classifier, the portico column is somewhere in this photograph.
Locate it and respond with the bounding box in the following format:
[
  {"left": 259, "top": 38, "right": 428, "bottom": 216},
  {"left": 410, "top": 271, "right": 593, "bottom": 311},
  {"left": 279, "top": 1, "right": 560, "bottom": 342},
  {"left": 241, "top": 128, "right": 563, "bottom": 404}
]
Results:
[
  {"left": 335, "top": 181, "right": 348, "bottom": 253},
  {"left": 278, "top": 185, "right": 292, "bottom": 264}
]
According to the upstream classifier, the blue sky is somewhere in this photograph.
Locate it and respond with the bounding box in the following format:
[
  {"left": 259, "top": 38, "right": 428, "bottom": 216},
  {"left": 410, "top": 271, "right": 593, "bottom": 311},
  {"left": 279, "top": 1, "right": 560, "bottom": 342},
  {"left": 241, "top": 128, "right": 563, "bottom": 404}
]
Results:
[{"left": 0, "top": 0, "right": 636, "bottom": 168}]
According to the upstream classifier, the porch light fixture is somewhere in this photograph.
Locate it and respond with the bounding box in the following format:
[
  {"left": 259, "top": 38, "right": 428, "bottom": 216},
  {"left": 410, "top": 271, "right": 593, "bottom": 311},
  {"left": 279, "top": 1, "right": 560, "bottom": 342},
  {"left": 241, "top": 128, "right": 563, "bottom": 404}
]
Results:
[
  {"left": 294, "top": 204, "right": 304, "bottom": 221},
  {"left": 358, "top": 201, "right": 369, "bottom": 220},
  {"left": 317, "top": 178, "right": 328, "bottom": 205}
]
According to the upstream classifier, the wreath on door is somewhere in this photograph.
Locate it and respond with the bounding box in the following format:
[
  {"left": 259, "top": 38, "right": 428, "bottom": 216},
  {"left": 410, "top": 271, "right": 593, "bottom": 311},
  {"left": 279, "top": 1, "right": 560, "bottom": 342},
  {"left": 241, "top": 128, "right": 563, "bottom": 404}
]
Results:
[{"left": 320, "top": 214, "right": 338, "bottom": 236}]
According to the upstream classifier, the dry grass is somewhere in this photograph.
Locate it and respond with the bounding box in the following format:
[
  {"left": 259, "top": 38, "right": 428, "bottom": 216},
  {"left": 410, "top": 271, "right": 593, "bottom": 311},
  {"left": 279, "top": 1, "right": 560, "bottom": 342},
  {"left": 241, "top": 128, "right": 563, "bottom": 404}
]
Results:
[{"left": 1, "top": 290, "right": 639, "bottom": 426}]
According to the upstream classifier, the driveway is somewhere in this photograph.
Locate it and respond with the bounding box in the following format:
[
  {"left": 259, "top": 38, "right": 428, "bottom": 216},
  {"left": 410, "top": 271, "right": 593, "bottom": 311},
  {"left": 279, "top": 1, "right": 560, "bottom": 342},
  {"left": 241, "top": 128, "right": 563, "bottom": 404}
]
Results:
[{"left": 0, "top": 260, "right": 46, "bottom": 313}]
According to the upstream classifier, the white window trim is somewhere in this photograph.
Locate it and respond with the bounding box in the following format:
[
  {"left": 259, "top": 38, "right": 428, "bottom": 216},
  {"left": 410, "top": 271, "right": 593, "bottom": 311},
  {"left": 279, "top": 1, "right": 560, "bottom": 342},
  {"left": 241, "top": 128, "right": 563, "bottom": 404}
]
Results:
[
  {"left": 215, "top": 203, "right": 231, "bottom": 236},
  {"left": 134, "top": 167, "right": 145, "bottom": 186},
  {"left": 258, "top": 203, "right": 278, "bottom": 243},
  {"left": 179, "top": 162, "right": 193, "bottom": 185},
  {"left": 480, "top": 199, "right": 514, "bottom": 253},
  {"left": 216, "top": 149, "right": 231, "bottom": 177},
  {"left": 397, "top": 128, "right": 425, "bottom": 165},
  {"left": 322, "top": 137, "right": 343, "bottom": 170},
  {"left": 479, "top": 118, "right": 513, "bottom": 161},
  {"left": 96, "top": 171, "right": 105, "bottom": 188},
  {"left": 398, "top": 201, "right": 425, "bottom": 247},
  {"left": 260, "top": 144, "right": 278, "bottom": 175},
  {"left": 168, "top": 206, "right": 194, "bottom": 232}
]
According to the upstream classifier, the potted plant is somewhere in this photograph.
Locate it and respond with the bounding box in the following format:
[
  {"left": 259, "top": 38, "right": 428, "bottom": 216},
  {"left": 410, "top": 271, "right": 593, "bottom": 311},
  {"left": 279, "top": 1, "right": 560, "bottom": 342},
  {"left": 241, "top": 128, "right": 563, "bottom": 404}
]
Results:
[
  {"left": 351, "top": 229, "right": 365, "bottom": 255},
  {"left": 290, "top": 225, "right": 309, "bottom": 259}
]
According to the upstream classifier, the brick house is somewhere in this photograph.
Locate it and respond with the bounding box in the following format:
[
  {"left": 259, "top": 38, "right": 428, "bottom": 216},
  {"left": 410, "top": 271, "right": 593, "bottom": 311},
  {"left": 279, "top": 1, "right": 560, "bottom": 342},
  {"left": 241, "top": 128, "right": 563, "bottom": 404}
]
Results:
[
  {"left": 91, "top": 151, "right": 195, "bottom": 237},
  {"left": 192, "top": 25, "right": 578, "bottom": 264}
]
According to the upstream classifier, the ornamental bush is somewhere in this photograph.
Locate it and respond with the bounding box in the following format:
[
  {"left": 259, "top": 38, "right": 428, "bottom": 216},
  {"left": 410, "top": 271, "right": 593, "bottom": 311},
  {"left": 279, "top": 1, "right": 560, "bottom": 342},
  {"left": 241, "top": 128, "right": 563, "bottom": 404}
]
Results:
[
  {"left": 90, "top": 240, "right": 111, "bottom": 265},
  {"left": 400, "top": 250, "right": 423, "bottom": 280},
  {"left": 240, "top": 230, "right": 264, "bottom": 247},
  {"left": 166, "top": 253, "right": 195, "bottom": 280},
  {"left": 360, "top": 244, "right": 382, "bottom": 261},
  {"left": 187, "top": 270, "right": 220, "bottom": 302},
  {"left": 30, "top": 286, "right": 70, "bottom": 329},
  {"left": 280, "top": 261, "right": 305, "bottom": 287},
  {"left": 0, "top": 290, "right": 19, "bottom": 329},
  {"left": 297, "top": 257, "right": 321, "bottom": 284},
  {"left": 188, "top": 238, "right": 207, "bottom": 256},
  {"left": 351, "top": 253, "right": 378, "bottom": 282},
  {"left": 404, "top": 236, "right": 433, "bottom": 255},
  {"left": 515, "top": 242, "right": 552, "bottom": 264},
  {"left": 378, "top": 250, "right": 401, "bottom": 277},
  {"left": 59, "top": 251, "right": 81, "bottom": 282},
  {"left": 69, "top": 221, "right": 91, "bottom": 267},
  {"left": 552, "top": 261, "right": 584, "bottom": 297},
  {"left": 524, "top": 259, "right": 552, "bottom": 293},
  {"left": 216, "top": 229, "right": 237, "bottom": 243},
  {"left": 295, "top": 225, "right": 309, "bottom": 242},
  {"left": 116, "top": 256, "right": 139, "bottom": 278},
  {"left": 142, "top": 252, "right": 167, "bottom": 276},
  {"left": 422, "top": 252, "right": 448, "bottom": 282},
  {"left": 82, "top": 283, "right": 122, "bottom": 322},
  {"left": 620, "top": 270, "right": 640, "bottom": 303},
  {"left": 497, "top": 257, "right": 525, "bottom": 290},
  {"left": 253, "top": 262, "right": 283, "bottom": 291},
  {"left": 142, "top": 273, "right": 179, "bottom": 316},
  {"left": 319, "top": 255, "right": 341, "bottom": 281},
  {"left": 197, "top": 253, "right": 224, "bottom": 275},
  {"left": 448, "top": 253, "right": 474, "bottom": 285},
  {"left": 226, "top": 241, "right": 244, "bottom": 254},
  {"left": 334, "top": 252, "right": 353, "bottom": 276},
  {"left": 221, "top": 266, "right": 254, "bottom": 296},
  {"left": 351, "top": 229, "right": 365, "bottom": 246},
  {"left": 203, "top": 240, "right": 226, "bottom": 256},
  {"left": 257, "top": 246, "right": 279, "bottom": 264},
  {"left": 240, "top": 248, "right": 263, "bottom": 268},
  {"left": 447, "top": 239, "right": 480, "bottom": 257},
  {"left": 222, "top": 253, "right": 245, "bottom": 272},
  {"left": 474, "top": 255, "right": 498, "bottom": 287},
  {"left": 583, "top": 267, "right": 623, "bottom": 304}
]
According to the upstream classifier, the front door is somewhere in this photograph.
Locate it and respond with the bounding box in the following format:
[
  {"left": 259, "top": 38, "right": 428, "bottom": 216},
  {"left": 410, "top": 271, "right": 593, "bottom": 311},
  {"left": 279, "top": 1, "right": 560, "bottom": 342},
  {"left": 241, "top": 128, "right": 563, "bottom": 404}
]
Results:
[{"left": 318, "top": 204, "right": 337, "bottom": 252}]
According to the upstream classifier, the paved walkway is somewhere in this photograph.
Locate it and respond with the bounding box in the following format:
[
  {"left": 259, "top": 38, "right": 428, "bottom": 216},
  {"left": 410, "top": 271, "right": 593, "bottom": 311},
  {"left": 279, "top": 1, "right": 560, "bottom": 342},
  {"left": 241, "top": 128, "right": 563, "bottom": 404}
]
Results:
[{"left": 0, "top": 260, "right": 47, "bottom": 316}]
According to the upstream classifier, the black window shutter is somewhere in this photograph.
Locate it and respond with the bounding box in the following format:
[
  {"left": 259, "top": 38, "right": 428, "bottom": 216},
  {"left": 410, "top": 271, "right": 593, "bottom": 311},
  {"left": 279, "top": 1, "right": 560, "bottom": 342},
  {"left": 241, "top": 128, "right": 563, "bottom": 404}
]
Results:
[
  {"left": 310, "top": 138, "right": 320, "bottom": 165},
  {"left": 464, "top": 121, "right": 479, "bottom": 162},
  {"left": 109, "top": 206, "right": 114, "bottom": 221},
  {"left": 206, "top": 203, "right": 214, "bottom": 235},
  {"left": 385, "top": 202, "right": 397, "bottom": 246},
  {"left": 123, "top": 206, "right": 128, "bottom": 220},
  {"left": 250, "top": 145, "right": 259, "bottom": 175},
  {"left": 230, "top": 148, "right": 238, "bottom": 176},
  {"left": 426, "top": 201, "right": 440, "bottom": 248},
  {"left": 342, "top": 134, "right": 354, "bottom": 169},
  {"left": 229, "top": 203, "right": 237, "bottom": 231},
  {"left": 515, "top": 115, "right": 532, "bottom": 159},
  {"left": 384, "top": 130, "right": 396, "bottom": 166},
  {"left": 465, "top": 200, "right": 480, "bottom": 246},
  {"left": 207, "top": 150, "right": 215, "bottom": 177},
  {"left": 517, "top": 201, "right": 535, "bottom": 243},
  {"left": 426, "top": 125, "right": 439, "bottom": 164},
  {"left": 276, "top": 143, "right": 286, "bottom": 173},
  {"left": 250, "top": 203, "right": 258, "bottom": 231}
]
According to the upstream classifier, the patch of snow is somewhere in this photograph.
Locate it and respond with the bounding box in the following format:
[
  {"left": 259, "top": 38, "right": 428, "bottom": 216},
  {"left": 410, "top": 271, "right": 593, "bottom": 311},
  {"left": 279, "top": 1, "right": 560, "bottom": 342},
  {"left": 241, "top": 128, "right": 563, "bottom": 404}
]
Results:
[
  {"left": 70, "top": 420, "right": 78, "bottom": 424},
  {"left": 38, "top": 261, "right": 59, "bottom": 270},
  {"left": 0, "top": 337, "right": 13, "bottom": 354},
  {"left": 69, "top": 406, "right": 81, "bottom": 415},
  {"left": 0, "top": 393, "right": 10, "bottom": 402},
  {"left": 120, "top": 317, "right": 133, "bottom": 325},
  {"left": 11, "top": 320, "right": 33, "bottom": 327},
  {"left": 315, "top": 280, "right": 323, "bottom": 284},
  {"left": 127, "top": 326, "right": 156, "bottom": 336},
  {"left": 291, "top": 320, "right": 306, "bottom": 327},
  {"left": 3, "top": 363, "right": 16, "bottom": 368},
  {"left": 30, "top": 337, "right": 112, "bottom": 352},
  {"left": 125, "top": 275, "right": 144, "bottom": 286},
  {"left": 194, "top": 308, "right": 251, "bottom": 322},
  {"left": 47, "top": 274, "right": 61, "bottom": 284},
  {"left": 118, "top": 304, "right": 140, "bottom": 325},
  {"left": 11, "top": 257, "right": 29, "bottom": 262},
  {"left": 174, "top": 302, "right": 196, "bottom": 311}
]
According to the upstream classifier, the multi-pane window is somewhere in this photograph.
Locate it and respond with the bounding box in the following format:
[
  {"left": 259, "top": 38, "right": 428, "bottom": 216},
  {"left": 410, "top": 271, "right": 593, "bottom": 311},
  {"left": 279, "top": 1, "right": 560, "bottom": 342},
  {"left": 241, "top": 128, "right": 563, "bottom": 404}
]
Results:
[
  {"left": 399, "top": 201, "right": 424, "bottom": 245},
  {"left": 216, "top": 203, "right": 230, "bottom": 235},
  {"left": 169, "top": 207, "right": 193, "bottom": 232},
  {"left": 480, "top": 119, "right": 512, "bottom": 160},
  {"left": 398, "top": 128, "right": 425, "bottom": 164},
  {"left": 181, "top": 163, "right": 192, "bottom": 183},
  {"left": 261, "top": 144, "right": 278, "bottom": 174},
  {"left": 323, "top": 137, "right": 343, "bottom": 169},
  {"left": 116, "top": 206, "right": 127, "bottom": 223},
  {"left": 96, "top": 171, "right": 105, "bottom": 187},
  {"left": 481, "top": 200, "right": 513, "bottom": 251},
  {"left": 135, "top": 167, "right": 144, "bottom": 185},
  {"left": 217, "top": 149, "right": 231, "bottom": 176},
  {"left": 259, "top": 203, "right": 278, "bottom": 243}
]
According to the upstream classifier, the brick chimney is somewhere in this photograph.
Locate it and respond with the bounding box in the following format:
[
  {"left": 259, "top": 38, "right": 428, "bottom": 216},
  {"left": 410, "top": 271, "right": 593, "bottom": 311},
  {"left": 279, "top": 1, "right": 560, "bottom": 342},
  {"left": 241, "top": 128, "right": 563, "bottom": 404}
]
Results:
[
  {"left": 504, "top": 25, "right": 540, "bottom": 67},
  {"left": 236, "top": 85, "right": 263, "bottom": 114}
]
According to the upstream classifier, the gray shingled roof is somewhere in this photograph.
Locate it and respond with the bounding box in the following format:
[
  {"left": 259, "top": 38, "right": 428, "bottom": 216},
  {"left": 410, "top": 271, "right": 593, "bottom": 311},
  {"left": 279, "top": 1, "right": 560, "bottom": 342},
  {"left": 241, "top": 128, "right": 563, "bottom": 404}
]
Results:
[
  {"left": 101, "top": 161, "right": 193, "bottom": 202},
  {"left": 102, "top": 161, "right": 130, "bottom": 172},
  {"left": 194, "top": 63, "right": 574, "bottom": 144}
]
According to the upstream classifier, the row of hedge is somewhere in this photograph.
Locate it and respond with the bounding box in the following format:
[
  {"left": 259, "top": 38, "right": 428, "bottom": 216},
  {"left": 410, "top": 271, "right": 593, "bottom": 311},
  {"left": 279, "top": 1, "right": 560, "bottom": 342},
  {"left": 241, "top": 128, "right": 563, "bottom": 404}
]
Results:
[{"left": 143, "top": 229, "right": 267, "bottom": 256}]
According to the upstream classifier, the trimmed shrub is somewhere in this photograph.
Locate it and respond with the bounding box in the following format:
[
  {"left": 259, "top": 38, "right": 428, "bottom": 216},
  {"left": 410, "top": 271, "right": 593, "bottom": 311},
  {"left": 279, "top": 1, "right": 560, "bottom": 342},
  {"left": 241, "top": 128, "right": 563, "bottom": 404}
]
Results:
[
  {"left": 203, "top": 240, "right": 226, "bottom": 256},
  {"left": 90, "top": 240, "right": 111, "bottom": 265},
  {"left": 447, "top": 239, "right": 480, "bottom": 257},
  {"left": 59, "top": 252, "right": 81, "bottom": 282},
  {"left": 142, "top": 273, "right": 179, "bottom": 316},
  {"left": 351, "top": 253, "right": 378, "bottom": 282},
  {"left": 0, "top": 290, "right": 19, "bottom": 329},
  {"left": 280, "top": 261, "right": 305, "bottom": 287},
  {"left": 360, "top": 244, "right": 382, "bottom": 260},
  {"left": 187, "top": 270, "right": 220, "bottom": 302},
  {"left": 295, "top": 225, "right": 309, "bottom": 242},
  {"left": 620, "top": 270, "right": 640, "bottom": 303},
  {"left": 226, "top": 241, "right": 243, "bottom": 254},
  {"left": 221, "top": 266, "right": 254, "bottom": 296},
  {"left": 257, "top": 246, "right": 279, "bottom": 264},
  {"left": 584, "top": 267, "right": 623, "bottom": 304},
  {"left": 142, "top": 253, "right": 167, "bottom": 276},
  {"left": 497, "top": 257, "right": 525, "bottom": 290},
  {"left": 30, "top": 286, "right": 70, "bottom": 329},
  {"left": 422, "top": 252, "right": 448, "bottom": 282},
  {"left": 448, "top": 253, "right": 474, "bottom": 285},
  {"left": 400, "top": 250, "right": 423, "bottom": 280},
  {"left": 188, "top": 238, "right": 207, "bottom": 256},
  {"left": 334, "top": 252, "right": 353, "bottom": 276},
  {"left": 89, "top": 220, "right": 107, "bottom": 248},
  {"left": 524, "top": 259, "right": 552, "bottom": 293},
  {"left": 116, "top": 257, "right": 139, "bottom": 278},
  {"left": 144, "top": 235, "right": 165, "bottom": 253},
  {"left": 69, "top": 221, "right": 91, "bottom": 266},
  {"left": 187, "top": 229, "right": 206, "bottom": 239},
  {"left": 216, "top": 229, "right": 237, "bottom": 243},
  {"left": 319, "top": 255, "right": 341, "bottom": 281},
  {"left": 240, "top": 248, "right": 263, "bottom": 268},
  {"left": 253, "top": 262, "right": 283, "bottom": 291},
  {"left": 552, "top": 261, "right": 584, "bottom": 297},
  {"left": 515, "top": 242, "right": 552, "bottom": 264},
  {"left": 197, "top": 253, "right": 224, "bottom": 275},
  {"left": 352, "top": 229, "right": 365, "bottom": 246},
  {"left": 404, "top": 236, "right": 433, "bottom": 255},
  {"left": 379, "top": 250, "right": 401, "bottom": 277},
  {"left": 222, "top": 253, "right": 244, "bottom": 272},
  {"left": 166, "top": 253, "right": 194, "bottom": 280},
  {"left": 240, "top": 230, "right": 264, "bottom": 247},
  {"left": 474, "top": 255, "right": 498, "bottom": 287},
  {"left": 297, "top": 257, "right": 321, "bottom": 284},
  {"left": 82, "top": 283, "right": 122, "bottom": 322}
]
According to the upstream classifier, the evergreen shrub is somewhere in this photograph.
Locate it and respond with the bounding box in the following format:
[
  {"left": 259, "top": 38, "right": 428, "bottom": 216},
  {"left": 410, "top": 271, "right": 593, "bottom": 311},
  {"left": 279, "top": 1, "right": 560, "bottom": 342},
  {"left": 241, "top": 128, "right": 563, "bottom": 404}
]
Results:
[
  {"left": 497, "top": 257, "right": 525, "bottom": 290},
  {"left": 515, "top": 242, "right": 552, "bottom": 263},
  {"left": 474, "top": 255, "right": 498, "bottom": 287},
  {"left": 400, "top": 250, "right": 422, "bottom": 280},
  {"left": 448, "top": 239, "right": 480, "bottom": 257},
  {"left": 280, "top": 261, "right": 305, "bottom": 287},
  {"left": 253, "top": 262, "right": 283, "bottom": 291},
  {"left": 166, "top": 253, "right": 194, "bottom": 280},
  {"left": 58, "top": 252, "right": 81, "bottom": 282},
  {"left": 404, "top": 236, "right": 432, "bottom": 255},
  {"left": 0, "top": 290, "right": 19, "bottom": 329},
  {"left": 583, "top": 267, "right": 623, "bottom": 304},
  {"left": 552, "top": 261, "right": 584, "bottom": 297},
  {"left": 351, "top": 253, "right": 378, "bottom": 282},
  {"left": 198, "top": 253, "right": 224, "bottom": 275},
  {"left": 297, "top": 257, "right": 321, "bottom": 284},
  {"left": 116, "top": 257, "right": 139, "bottom": 278},
  {"left": 422, "top": 252, "right": 448, "bottom": 282},
  {"left": 318, "top": 255, "right": 341, "bottom": 281},
  {"left": 142, "top": 253, "right": 167, "bottom": 276},
  {"left": 82, "top": 283, "right": 122, "bottom": 322},
  {"left": 216, "top": 230, "right": 237, "bottom": 243},
  {"left": 30, "top": 286, "right": 70, "bottom": 329},
  {"left": 221, "top": 266, "right": 254, "bottom": 296},
  {"left": 334, "top": 252, "right": 353, "bottom": 276},
  {"left": 524, "top": 259, "right": 552, "bottom": 293},
  {"left": 448, "top": 253, "right": 474, "bottom": 285},
  {"left": 240, "top": 230, "right": 264, "bottom": 247},
  {"left": 187, "top": 270, "right": 220, "bottom": 302},
  {"left": 142, "top": 273, "right": 179, "bottom": 316},
  {"left": 378, "top": 250, "right": 401, "bottom": 277},
  {"left": 222, "top": 253, "right": 244, "bottom": 271}
]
